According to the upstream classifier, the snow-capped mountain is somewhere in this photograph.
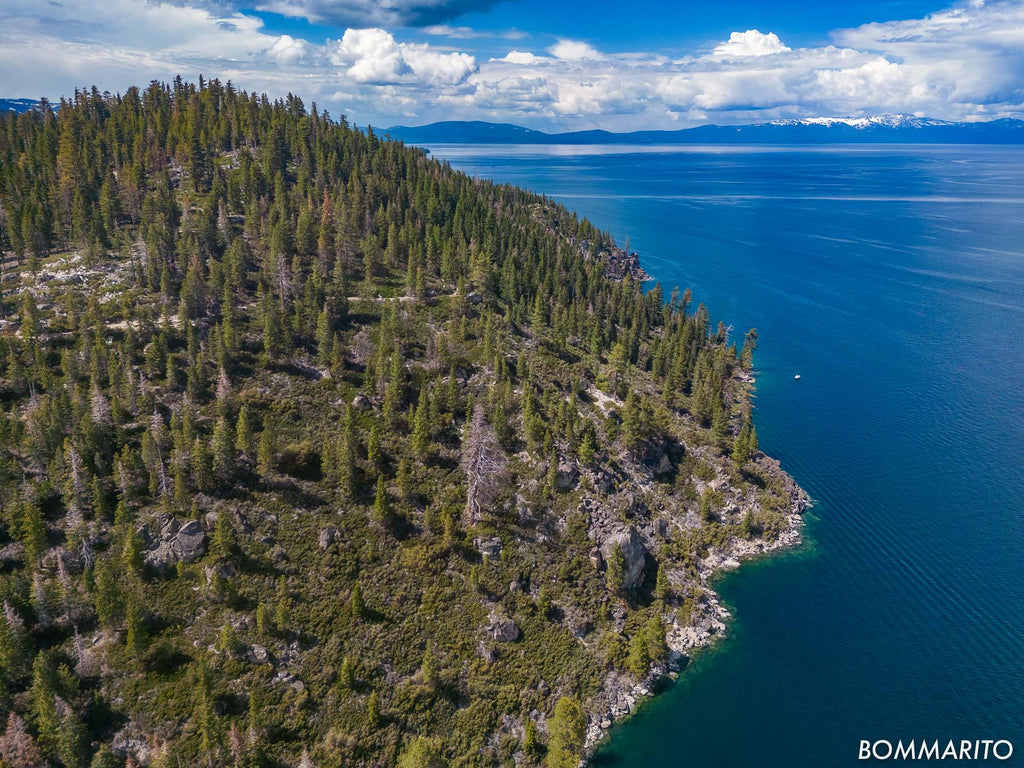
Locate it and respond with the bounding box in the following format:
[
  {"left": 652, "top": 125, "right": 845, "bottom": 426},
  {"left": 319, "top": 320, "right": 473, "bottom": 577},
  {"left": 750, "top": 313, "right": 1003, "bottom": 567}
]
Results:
[
  {"left": 0, "top": 98, "right": 44, "bottom": 114},
  {"left": 767, "top": 114, "right": 953, "bottom": 130}
]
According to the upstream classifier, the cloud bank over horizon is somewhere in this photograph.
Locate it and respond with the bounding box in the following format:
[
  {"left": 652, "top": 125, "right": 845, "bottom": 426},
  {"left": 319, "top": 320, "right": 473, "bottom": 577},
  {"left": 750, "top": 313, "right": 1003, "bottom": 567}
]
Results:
[{"left": 0, "top": 0, "right": 1021, "bottom": 130}]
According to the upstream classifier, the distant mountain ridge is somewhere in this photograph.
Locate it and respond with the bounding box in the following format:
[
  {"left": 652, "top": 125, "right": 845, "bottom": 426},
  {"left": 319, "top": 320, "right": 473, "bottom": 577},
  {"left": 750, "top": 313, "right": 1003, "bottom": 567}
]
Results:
[
  {"left": 0, "top": 98, "right": 45, "bottom": 114},
  {"left": 386, "top": 114, "right": 1024, "bottom": 145}
]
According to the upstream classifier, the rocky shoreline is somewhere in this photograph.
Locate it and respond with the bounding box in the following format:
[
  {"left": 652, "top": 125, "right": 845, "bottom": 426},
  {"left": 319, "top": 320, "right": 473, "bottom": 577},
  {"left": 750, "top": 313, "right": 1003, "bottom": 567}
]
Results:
[{"left": 582, "top": 456, "right": 808, "bottom": 756}]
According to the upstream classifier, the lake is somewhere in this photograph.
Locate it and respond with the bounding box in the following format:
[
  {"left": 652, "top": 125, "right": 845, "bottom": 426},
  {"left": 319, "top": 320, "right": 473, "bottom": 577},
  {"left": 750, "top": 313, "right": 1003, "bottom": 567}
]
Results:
[{"left": 421, "top": 143, "right": 1024, "bottom": 767}]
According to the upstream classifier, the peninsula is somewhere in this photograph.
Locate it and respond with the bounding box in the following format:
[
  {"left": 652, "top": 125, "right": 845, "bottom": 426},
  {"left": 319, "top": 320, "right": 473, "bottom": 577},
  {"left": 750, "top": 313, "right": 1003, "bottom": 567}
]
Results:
[{"left": 0, "top": 80, "right": 804, "bottom": 767}]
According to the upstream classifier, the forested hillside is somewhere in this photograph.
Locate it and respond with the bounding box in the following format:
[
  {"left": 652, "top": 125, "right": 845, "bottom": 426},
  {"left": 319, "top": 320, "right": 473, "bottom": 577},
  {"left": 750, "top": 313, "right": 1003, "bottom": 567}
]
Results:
[{"left": 0, "top": 79, "right": 802, "bottom": 767}]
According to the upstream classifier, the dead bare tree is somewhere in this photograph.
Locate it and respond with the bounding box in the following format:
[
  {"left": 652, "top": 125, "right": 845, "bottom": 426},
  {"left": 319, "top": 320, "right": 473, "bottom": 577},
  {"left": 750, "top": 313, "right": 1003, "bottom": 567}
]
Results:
[
  {"left": 461, "top": 404, "right": 510, "bottom": 525},
  {"left": 0, "top": 712, "right": 45, "bottom": 768}
]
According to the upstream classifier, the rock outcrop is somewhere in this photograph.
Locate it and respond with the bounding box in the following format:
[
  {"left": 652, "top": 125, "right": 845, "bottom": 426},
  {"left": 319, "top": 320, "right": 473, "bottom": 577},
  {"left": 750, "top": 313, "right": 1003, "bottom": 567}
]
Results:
[
  {"left": 555, "top": 461, "right": 579, "bottom": 491},
  {"left": 600, "top": 527, "right": 647, "bottom": 590},
  {"left": 318, "top": 526, "right": 340, "bottom": 550},
  {"left": 474, "top": 536, "right": 502, "bottom": 558},
  {"left": 145, "top": 517, "right": 206, "bottom": 571},
  {"left": 487, "top": 611, "right": 520, "bottom": 643}
]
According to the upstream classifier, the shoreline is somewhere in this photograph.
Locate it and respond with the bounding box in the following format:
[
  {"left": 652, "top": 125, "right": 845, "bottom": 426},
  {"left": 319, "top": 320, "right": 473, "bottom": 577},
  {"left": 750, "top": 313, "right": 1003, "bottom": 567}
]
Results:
[{"left": 581, "top": 408, "right": 809, "bottom": 755}]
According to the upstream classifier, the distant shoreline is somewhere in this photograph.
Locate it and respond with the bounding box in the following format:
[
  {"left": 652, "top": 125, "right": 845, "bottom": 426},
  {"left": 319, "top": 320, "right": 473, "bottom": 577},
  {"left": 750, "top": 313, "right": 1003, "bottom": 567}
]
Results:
[{"left": 385, "top": 116, "right": 1024, "bottom": 147}]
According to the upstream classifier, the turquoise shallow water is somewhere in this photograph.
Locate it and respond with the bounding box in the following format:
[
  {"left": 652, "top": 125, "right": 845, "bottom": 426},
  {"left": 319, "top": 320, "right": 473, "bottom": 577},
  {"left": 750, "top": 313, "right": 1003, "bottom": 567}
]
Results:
[{"left": 423, "top": 143, "right": 1024, "bottom": 767}]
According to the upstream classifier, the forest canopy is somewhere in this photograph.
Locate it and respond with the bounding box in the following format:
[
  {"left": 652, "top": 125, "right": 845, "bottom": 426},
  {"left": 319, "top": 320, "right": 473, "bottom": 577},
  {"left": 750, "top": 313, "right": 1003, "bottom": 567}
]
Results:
[{"left": 0, "top": 79, "right": 791, "bottom": 767}]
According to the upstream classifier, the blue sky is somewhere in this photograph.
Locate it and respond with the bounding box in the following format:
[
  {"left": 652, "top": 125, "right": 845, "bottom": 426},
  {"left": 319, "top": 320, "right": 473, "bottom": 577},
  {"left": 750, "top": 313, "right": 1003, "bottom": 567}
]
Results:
[
  {"left": 254, "top": 0, "right": 954, "bottom": 50},
  {"left": 1, "top": 0, "right": 1022, "bottom": 130}
]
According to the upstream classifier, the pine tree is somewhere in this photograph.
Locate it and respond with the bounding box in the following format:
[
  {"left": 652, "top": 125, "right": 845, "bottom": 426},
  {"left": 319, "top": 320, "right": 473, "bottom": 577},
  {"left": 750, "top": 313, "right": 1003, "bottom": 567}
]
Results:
[
  {"left": 0, "top": 604, "right": 30, "bottom": 682},
  {"left": 523, "top": 719, "right": 540, "bottom": 759},
  {"left": 217, "top": 623, "right": 239, "bottom": 655},
  {"left": 337, "top": 405, "right": 358, "bottom": 500},
  {"left": 655, "top": 561, "right": 671, "bottom": 602},
  {"left": 546, "top": 696, "right": 585, "bottom": 768},
  {"left": 30, "top": 653, "right": 60, "bottom": 759},
  {"left": 621, "top": 389, "right": 646, "bottom": 452},
  {"left": 606, "top": 543, "right": 627, "bottom": 592},
  {"left": 89, "top": 745, "right": 121, "bottom": 768},
  {"left": 212, "top": 511, "right": 235, "bottom": 561},
  {"left": 91, "top": 476, "right": 112, "bottom": 520},
  {"left": 191, "top": 437, "right": 213, "bottom": 493},
  {"left": 733, "top": 416, "right": 753, "bottom": 465},
  {"left": 700, "top": 490, "right": 716, "bottom": 523},
  {"left": 350, "top": 581, "right": 365, "bottom": 618},
  {"left": 211, "top": 416, "right": 235, "bottom": 480},
  {"left": 257, "top": 428, "right": 276, "bottom": 477},
  {"left": 578, "top": 424, "right": 596, "bottom": 466},
  {"left": 194, "top": 665, "right": 222, "bottom": 765},
  {"left": 55, "top": 697, "right": 88, "bottom": 768},
  {"left": 382, "top": 345, "right": 405, "bottom": 424},
  {"left": 93, "top": 561, "right": 124, "bottom": 631},
  {"left": 396, "top": 457, "right": 412, "bottom": 499},
  {"left": 366, "top": 690, "right": 380, "bottom": 729},
  {"left": 19, "top": 499, "right": 47, "bottom": 566},
  {"left": 740, "top": 328, "right": 758, "bottom": 369},
  {"left": 234, "top": 406, "right": 254, "bottom": 456},
  {"left": 397, "top": 737, "right": 445, "bottom": 768},
  {"left": 338, "top": 655, "right": 355, "bottom": 690},
  {"left": 315, "top": 304, "right": 333, "bottom": 368},
  {"left": 122, "top": 524, "right": 145, "bottom": 577},
  {"left": 256, "top": 603, "right": 271, "bottom": 637}
]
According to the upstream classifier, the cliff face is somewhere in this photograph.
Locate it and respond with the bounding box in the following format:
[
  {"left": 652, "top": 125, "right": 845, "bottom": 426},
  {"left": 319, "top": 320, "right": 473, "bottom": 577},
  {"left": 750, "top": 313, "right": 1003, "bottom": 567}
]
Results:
[{"left": 0, "top": 81, "right": 802, "bottom": 768}]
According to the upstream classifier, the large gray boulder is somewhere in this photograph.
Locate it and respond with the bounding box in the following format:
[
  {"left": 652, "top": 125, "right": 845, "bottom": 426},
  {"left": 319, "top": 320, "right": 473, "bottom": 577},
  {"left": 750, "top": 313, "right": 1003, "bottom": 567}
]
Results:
[
  {"left": 600, "top": 527, "right": 647, "bottom": 590},
  {"left": 171, "top": 520, "right": 206, "bottom": 562},
  {"left": 246, "top": 644, "right": 272, "bottom": 665},
  {"left": 487, "top": 611, "right": 520, "bottom": 643},
  {"left": 474, "top": 536, "right": 502, "bottom": 559},
  {"left": 318, "top": 526, "right": 340, "bottom": 550},
  {"left": 555, "top": 462, "right": 579, "bottom": 492},
  {"left": 146, "top": 517, "right": 207, "bottom": 571}
]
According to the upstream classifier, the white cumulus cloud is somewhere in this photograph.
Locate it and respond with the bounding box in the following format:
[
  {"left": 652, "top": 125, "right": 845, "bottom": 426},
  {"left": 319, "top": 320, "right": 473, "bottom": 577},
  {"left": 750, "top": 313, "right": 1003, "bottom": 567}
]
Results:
[
  {"left": 0, "top": 0, "right": 1022, "bottom": 129},
  {"left": 548, "top": 39, "right": 603, "bottom": 61},
  {"left": 265, "top": 35, "right": 324, "bottom": 66},
  {"left": 498, "top": 50, "right": 546, "bottom": 65},
  {"left": 329, "top": 28, "right": 476, "bottom": 85},
  {"left": 712, "top": 29, "right": 791, "bottom": 58}
]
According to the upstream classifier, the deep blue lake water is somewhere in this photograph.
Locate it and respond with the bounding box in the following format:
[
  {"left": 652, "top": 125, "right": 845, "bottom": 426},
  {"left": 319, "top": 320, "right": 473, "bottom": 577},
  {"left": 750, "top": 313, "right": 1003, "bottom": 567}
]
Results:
[{"left": 422, "top": 144, "right": 1024, "bottom": 767}]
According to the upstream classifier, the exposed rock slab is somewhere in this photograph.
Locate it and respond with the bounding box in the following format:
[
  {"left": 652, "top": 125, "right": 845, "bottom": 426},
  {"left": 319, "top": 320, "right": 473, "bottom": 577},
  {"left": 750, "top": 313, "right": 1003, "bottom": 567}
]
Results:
[{"left": 600, "top": 527, "right": 647, "bottom": 590}]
